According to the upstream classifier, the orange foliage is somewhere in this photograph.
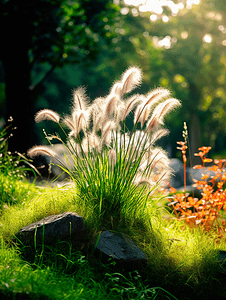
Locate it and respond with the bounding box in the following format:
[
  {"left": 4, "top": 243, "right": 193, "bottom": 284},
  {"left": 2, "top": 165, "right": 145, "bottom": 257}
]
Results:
[{"left": 168, "top": 145, "right": 226, "bottom": 238}]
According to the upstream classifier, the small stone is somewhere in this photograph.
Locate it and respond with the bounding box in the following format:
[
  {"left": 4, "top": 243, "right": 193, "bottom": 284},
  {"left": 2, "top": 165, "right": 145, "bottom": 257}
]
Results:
[
  {"left": 16, "top": 212, "right": 84, "bottom": 245},
  {"left": 95, "top": 231, "right": 147, "bottom": 267}
]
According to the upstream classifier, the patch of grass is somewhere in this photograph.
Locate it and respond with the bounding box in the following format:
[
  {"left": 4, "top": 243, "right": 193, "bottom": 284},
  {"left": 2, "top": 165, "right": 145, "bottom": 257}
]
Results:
[
  {"left": 2, "top": 68, "right": 226, "bottom": 299},
  {"left": 1, "top": 182, "right": 226, "bottom": 300},
  {"left": 0, "top": 123, "right": 39, "bottom": 210},
  {"left": 0, "top": 234, "right": 180, "bottom": 300},
  {"left": 0, "top": 240, "right": 118, "bottom": 300},
  {"left": 0, "top": 183, "right": 79, "bottom": 242},
  {"left": 0, "top": 173, "right": 38, "bottom": 210}
]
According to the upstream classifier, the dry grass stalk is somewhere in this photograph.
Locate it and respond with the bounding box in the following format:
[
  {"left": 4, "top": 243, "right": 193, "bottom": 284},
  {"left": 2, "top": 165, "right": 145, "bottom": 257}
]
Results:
[
  {"left": 35, "top": 109, "right": 60, "bottom": 123},
  {"left": 28, "top": 146, "right": 57, "bottom": 158},
  {"left": 120, "top": 66, "right": 142, "bottom": 95}
]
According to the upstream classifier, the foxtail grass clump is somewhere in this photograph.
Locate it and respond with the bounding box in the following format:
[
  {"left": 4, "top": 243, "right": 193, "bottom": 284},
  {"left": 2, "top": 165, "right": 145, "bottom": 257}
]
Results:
[{"left": 28, "top": 67, "right": 181, "bottom": 223}]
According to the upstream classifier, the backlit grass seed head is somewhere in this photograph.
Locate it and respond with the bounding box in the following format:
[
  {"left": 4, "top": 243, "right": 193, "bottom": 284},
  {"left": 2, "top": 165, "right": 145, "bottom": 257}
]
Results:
[
  {"left": 63, "top": 117, "right": 78, "bottom": 138},
  {"left": 120, "top": 66, "right": 142, "bottom": 95},
  {"left": 121, "top": 95, "right": 141, "bottom": 121},
  {"left": 72, "top": 86, "right": 89, "bottom": 111},
  {"left": 152, "top": 148, "right": 170, "bottom": 171},
  {"left": 111, "top": 82, "right": 122, "bottom": 96},
  {"left": 27, "top": 146, "right": 57, "bottom": 158},
  {"left": 146, "top": 98, "right": 181, "bottom": 132},
  {"left": 102, "top": 121, "right": 117, "bottom": 147},
  {"left": 35, "top": 109, "right": 60, "bottom": 123},
  {"left": 145, "top": 114, "right": 159, "bottom": 132},
  {"left": 88, "top": 132, "right": 101, "bottom": 151},
  {"left": 134, "top": 88, "right": 172, "bottom": 127},
  {"left": 150, "top": 128, "right": 169, "bottom": 144},
  {"left": 135, "top": 176, "right": 156, "bottom": 187},
  {"left": 139, "top": 147, "right": 171, "bottom": 181},
  {"left": 144, "top": 88, "right": 171, "bottom": 107},
  {"left": 90, "top": 97, "right": 106, "bottom": 132},
  {"left": 81, "top": 138, "right": 89, "bottom": 154},
  {"left": 155, "top": 98, "right": 181, "bottom": 125},
  {"left": 29, "top": 66, "right": 181, "bottom": 219},
  {"left": 104, "top": 94, "right": 119, "bottom": 118},
  {"left": 134, "top": 104, "right": 143, "bottom": 125},
  {"left": 139, "top": 105, "right": 150, "bottom": 128},
  {"left": 77, "top": 110, "right": 89, "bottom": 133}
]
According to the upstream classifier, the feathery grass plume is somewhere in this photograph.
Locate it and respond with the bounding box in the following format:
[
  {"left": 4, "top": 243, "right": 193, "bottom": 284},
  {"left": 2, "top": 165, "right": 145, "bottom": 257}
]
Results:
[
  {"left": 156, "top": 98, "right": 181, "bottom": 125},
  {"left": 76, "top": 110, "right": 89, "bottom": 133},
  {"left": 145, "top": 113, "right": 159, "bottom": 132},
  {"left": 134, "top": 88, "right": 171, "bottom": 126},
  {"left": 110, "top": 82, "right": 122, "bottom": 96},
  {"left": 28, "top": 66, "right": 181, "bottom": 224},
  {"left": 104, "top": 94, "right": 119, "bottom": 118},
  {"left": 138, "top": 146, "right": 170, "bottom": 178},
  {"left": 72, "top": 86, "right": 89, "bottom": 111},
  {"left": 63, "top": 117, "right": 78, "bottom": 138},
  {"left": 90, "top": 97, "right": 106, "bottom": 132},
  {"left": 81, "top": 138, "right": 89, "bottom": 155},
  {"left": 149, "top": 148, "right": 172, "bottom": 185},
  {"left": 87, "top": 132, "right": 101, "bottom": 151},
  {"left": 134, "top": 103, "right": 143, "bottom": 125},
  {"left": 139, "top": 105, "right": 149, "bottom": 128},
  {"left": 150, "top": 129, "right": 170, "bottom": 144},
  {"left": 146, "top": 98, "right": 181, "bottom": 133},
  {"left": 151, "top": 148, "right": 171, "bottom": 172},
  {"left": 27, "top": 146, "right": 57, "bottom": 158},
  {"left": 35, "top": 109, "right": 60, "bottom": 123},
  {"left": 144, "top": 87, "right": 171, "bottom": 107},
  {"left": 120, "top": 66, "right": 142, "bottom": 95},
  {"left": 102, "top": 121, "right": 116, "bottom": 147},
  {"left": 120, "top": 94, "right": 142, "bottom": 121}
]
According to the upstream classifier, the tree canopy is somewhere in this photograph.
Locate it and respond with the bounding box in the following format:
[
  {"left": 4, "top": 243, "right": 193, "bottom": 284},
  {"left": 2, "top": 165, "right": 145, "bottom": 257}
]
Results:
[
  {"left": 1, "top": 0, "right": 226, "bottom": 161},
  {"left": 90, "top": 0, "right": 226, "bottom": 161},
  {"left": 0, "top": 0, "right": 119, "bottom": 153}
]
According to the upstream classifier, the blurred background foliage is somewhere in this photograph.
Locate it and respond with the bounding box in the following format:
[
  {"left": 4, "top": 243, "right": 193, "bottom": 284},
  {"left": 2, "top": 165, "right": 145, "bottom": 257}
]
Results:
[{"left": 0, "top": 0, "right": 226, "bottom": 164}]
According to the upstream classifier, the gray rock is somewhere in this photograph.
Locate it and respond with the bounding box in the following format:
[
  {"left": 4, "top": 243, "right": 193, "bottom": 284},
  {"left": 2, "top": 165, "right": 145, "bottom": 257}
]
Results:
[
  {"left": 95, "top": 231, "right": 147, "bottom": 264},
  {"left": 176, "top": 185, "right": 202, "bottom": 198},
  {"left": 170, "top": 158, "right": 185, "bottom": 188},
  {"left": 188, "top": 167, "right": 215, "bottom": 183},
  {"left": 170, "top": 158, "right": 217, "bottom": 191},
  {"left": 16, "top": 212, "right": 84, "bottom": 245}
]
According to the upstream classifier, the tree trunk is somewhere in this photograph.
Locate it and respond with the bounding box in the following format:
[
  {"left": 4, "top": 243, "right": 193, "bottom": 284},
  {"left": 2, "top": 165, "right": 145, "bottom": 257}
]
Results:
[
  {"left": 1, "top": 4, "right": 38, "bottom": 154},
  {"left": 188, "top": 82, "right": 202, "bottom": 166},
  {"left": 189, "top": 112, "right": 202, "bottom": 166},
  {"left": 3, "top": 55, "right": 37, "bottom": 155}
]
